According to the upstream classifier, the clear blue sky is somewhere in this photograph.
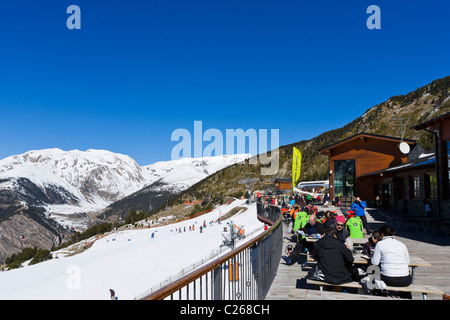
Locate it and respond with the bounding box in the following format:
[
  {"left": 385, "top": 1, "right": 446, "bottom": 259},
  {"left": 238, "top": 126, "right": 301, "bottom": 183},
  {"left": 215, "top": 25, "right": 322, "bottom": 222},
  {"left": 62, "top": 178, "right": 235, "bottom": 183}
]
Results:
[{"left": 0, "top": 0, "right": 449, "bottom": 165}]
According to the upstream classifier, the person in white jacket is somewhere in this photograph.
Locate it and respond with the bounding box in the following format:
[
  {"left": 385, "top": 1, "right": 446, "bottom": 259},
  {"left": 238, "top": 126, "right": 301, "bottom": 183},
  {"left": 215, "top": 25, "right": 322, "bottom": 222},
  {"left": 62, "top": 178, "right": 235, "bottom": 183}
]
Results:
[{"left": 371, "top": 225, "right": 412, "bottom": 291}]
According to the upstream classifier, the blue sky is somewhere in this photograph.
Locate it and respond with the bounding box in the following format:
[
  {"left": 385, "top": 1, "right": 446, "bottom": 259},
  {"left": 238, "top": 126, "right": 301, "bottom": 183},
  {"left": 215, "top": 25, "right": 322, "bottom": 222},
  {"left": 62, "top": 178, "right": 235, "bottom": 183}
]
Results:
[{"left": 0, "top": 0, "right": 449, "bottom": 165}]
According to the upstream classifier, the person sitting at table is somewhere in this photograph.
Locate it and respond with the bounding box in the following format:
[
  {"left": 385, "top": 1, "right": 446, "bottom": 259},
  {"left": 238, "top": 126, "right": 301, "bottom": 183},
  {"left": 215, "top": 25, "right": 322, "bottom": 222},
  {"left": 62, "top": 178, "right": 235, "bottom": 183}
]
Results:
[
  {"left": 371, "top": 225, "right": 412, "bottom": 297},
  {"left": 311, "top": 227, "right": 354, "bottom": 284},
  {"left": 361, "top": 230, "right": 382, "bottom": 259},
  {"left": 323, "top": 211, "right": 336, "bottom": 229},
  {"left": 345, "top": 214, "right": 364, "bottom": 238},
  {"left": 332, "top": 215, "right": 353, "bottom": 249},
  {"left": 316, "top": 211, "right": 326, "bottom": 224},
  {"left": 282, "top": 215, "right": 325, "bottom": 266},
  {"left": 292, "top": 208, "right": 308, "bottom": 234},
  {"left": 303, "top": 214, "right": 326, "bottom": 237},
  {"left": 289, "top": 205, "right": 298, "bottom": 222}
]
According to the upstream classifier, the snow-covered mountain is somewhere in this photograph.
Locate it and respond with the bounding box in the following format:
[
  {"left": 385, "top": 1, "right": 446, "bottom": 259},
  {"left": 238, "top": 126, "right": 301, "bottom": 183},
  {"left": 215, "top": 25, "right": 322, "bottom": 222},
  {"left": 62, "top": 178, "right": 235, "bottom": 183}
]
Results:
[
  {"left": 95, "top": 153, "right": 253, "bottom": 222},
  {"left": 142, "top": 154, "right": 251, "bottom": 192},
  {"left": 0, "top": 149, "right": 150, "bottom": 212},
  {"left": 0, "top": 148, "right": 250, "bottom": 229}
]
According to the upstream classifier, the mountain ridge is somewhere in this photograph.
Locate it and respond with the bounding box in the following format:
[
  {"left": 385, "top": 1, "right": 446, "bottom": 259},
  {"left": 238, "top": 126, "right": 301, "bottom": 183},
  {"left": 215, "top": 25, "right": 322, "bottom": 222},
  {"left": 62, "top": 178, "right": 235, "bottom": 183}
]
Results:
[{"left": 0, "top": 150, "right": 250, "bottom": 262}]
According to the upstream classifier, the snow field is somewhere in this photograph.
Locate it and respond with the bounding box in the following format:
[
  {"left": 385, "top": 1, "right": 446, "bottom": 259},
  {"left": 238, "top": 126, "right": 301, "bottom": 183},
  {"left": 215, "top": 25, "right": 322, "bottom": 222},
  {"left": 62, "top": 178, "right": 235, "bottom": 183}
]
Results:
[{"left": 0, "top": 199, "right": 265, "bottom": 300}]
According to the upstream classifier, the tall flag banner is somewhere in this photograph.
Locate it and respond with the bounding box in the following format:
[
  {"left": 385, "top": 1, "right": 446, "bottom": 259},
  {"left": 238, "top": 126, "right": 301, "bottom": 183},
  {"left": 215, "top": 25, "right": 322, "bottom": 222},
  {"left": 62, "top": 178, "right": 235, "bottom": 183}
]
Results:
[{"left": 292, "top": 147, "right": 301, "bottom": 191}]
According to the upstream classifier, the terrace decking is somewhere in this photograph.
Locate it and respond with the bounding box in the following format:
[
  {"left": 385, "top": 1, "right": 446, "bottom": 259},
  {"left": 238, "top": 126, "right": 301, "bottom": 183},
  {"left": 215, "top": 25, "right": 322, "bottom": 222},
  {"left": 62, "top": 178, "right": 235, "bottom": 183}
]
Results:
[{"left": 265, "top": 206, "right": 450, "bottom": 300}]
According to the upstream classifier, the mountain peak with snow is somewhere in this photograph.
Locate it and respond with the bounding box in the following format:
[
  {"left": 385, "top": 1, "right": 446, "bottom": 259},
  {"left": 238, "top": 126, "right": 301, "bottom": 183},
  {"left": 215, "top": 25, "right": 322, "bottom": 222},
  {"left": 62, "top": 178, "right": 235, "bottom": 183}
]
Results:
[{"left": 0, "top": 148, "right": 250, "bottom": 229}]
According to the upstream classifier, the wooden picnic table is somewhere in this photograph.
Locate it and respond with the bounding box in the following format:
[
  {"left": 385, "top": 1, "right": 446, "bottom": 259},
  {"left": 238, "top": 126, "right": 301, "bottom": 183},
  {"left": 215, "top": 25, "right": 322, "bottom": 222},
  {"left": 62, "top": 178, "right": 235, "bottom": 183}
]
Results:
[
  {"left": 306, "top": 252, "right": 431, "bottom": 283},
  {"left": 352, "top": 253, "right": 431, "bottom": 267},
  {"left": 348, "top": 237, "right": 369, "bottom": 246},
  {"left": 352, "top": 254, "right": 431, "bottom": 282},
  {"left": 305, "top": 235, "right": 369, "bottom": 245}
]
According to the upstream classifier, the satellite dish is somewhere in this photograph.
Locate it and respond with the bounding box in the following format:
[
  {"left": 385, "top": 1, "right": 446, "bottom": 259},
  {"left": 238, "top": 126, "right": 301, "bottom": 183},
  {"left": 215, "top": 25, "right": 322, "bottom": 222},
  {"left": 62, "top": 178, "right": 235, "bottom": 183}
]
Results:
[{"left": 399, "top": 142, "right": 410, "bottom": 154}]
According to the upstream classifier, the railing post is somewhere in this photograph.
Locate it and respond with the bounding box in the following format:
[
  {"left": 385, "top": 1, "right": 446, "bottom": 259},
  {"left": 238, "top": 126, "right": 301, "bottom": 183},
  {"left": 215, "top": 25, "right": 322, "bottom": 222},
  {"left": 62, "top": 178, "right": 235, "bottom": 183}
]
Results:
[{"left": 213, "top": 266, "right": 222, "bottom": 300}]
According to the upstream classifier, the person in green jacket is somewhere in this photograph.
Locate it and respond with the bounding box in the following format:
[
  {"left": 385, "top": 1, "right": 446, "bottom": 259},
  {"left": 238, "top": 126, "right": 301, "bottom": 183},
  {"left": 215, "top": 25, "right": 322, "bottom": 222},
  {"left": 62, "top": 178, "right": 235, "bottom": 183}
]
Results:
[
  {"left": 345, "top": 214, "right": 364, "bottom": 238},
  {"left": 293, "top": 209, "right": 312, "bottom": 241},
  {"left": 293, "top": 210, "right": 307, "bottom": 232}
]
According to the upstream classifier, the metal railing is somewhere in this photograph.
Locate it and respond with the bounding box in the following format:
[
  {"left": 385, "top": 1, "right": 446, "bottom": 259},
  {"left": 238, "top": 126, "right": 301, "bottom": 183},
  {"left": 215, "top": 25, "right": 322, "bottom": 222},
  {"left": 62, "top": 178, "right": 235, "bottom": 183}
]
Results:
[{"left": 141, "top": 202, "right": 283, "bottom": 300}]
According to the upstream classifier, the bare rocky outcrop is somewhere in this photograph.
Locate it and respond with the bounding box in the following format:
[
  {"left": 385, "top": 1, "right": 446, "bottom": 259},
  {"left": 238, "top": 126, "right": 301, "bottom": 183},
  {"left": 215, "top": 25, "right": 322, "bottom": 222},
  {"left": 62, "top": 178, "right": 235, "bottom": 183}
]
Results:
[{"left": 0, "top": 207, "right": 73, "bottom": 264}]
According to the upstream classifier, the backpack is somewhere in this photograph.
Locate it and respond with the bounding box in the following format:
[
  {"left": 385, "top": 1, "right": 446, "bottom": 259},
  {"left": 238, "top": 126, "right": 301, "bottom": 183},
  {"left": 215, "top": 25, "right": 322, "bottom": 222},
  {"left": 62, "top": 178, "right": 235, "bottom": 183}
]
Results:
[{"left": 306, "top": 266, "right": 325, "bottom": 281}]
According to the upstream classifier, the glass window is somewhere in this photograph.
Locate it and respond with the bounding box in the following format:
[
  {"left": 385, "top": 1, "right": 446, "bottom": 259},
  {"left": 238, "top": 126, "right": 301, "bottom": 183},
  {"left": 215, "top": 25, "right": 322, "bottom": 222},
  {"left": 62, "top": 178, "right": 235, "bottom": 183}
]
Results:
[
  {"left": 448, "top": 170, "right": 450, "bottom": 199},
  {"left": 397, "top": 177, "right": 405, "bottom": 199},
  {"left": 410, "top": 176, "right": 420, "bottom": 199},
  {"left": 333, "top": 160, "right": 356, "bottom": 196},
  {"left": 447, "top": 141, "right": 450, "bottom": 199},
  {"left": 447, "top": 141, "right": 450, "bottom": 165},
  {"left": 427, "top": 174, "right": 438, "bottom": 198}
]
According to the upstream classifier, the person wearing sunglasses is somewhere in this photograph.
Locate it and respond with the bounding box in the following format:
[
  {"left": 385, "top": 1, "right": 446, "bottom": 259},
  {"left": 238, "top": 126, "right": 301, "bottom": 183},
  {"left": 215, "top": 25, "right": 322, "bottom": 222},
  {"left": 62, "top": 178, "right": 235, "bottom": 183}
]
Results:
[{"left": 334, "top": 215, "right": 353, "bottom": 251}]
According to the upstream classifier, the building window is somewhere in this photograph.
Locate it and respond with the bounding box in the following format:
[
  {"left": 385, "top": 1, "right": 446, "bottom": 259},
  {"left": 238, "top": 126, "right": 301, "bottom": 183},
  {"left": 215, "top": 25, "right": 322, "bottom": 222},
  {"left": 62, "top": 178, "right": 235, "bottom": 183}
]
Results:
[
  {"left": 447, "top": 141, "right": 450, "bottom": 199},
  {"left": 333, "top": 159, "right": 356, "bottom": 196},
  {"left": 410, "top": 176, "right": 420, "bottom": 199},
  {"left": 397, "top": 177, "right": 405, "bottom": 199},
  {"left": 448, "top": 170, "right": 450, "bottom": 199},
  {"left": 427, "top": 173, "right": 438, "bottom": 199}
]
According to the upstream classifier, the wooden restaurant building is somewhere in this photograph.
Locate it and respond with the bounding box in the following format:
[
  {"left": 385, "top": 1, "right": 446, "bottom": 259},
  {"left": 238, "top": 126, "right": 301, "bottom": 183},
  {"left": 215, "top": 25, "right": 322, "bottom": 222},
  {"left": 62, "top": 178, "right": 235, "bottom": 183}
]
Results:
[{"left": 319, "top": 111, "right": 450, "bottom": 218}]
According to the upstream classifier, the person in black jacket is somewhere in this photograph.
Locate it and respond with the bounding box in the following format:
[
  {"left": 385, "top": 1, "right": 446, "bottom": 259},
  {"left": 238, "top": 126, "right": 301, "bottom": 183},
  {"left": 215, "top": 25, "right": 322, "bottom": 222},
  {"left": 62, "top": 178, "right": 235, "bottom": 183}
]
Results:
[
  {"left": 303, "top": 214, "right": 326, "bottom": 236},
  {"left": 282, "top": 215, "right": 325, "bottom": 265},
  {"left": 312, "top": 227, "right": 354, "bottom": 284}
]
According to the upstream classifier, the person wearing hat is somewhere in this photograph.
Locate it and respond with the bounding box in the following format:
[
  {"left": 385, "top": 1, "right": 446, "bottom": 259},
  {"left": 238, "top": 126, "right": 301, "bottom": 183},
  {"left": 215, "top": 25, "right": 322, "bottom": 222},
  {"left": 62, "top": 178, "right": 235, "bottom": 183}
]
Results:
[
  {"left": 334, "top": 215, "right": 353, "bottom": 250},
  {"left": 345, "top": 213, "right": 364, "bottom": 239}
]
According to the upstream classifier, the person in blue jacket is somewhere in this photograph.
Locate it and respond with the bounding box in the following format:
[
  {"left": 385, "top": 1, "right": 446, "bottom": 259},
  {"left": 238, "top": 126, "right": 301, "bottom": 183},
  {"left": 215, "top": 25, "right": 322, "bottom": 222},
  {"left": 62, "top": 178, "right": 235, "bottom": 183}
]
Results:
[{"left": 350, "top": 196, "right": 372, "bottom": 234}]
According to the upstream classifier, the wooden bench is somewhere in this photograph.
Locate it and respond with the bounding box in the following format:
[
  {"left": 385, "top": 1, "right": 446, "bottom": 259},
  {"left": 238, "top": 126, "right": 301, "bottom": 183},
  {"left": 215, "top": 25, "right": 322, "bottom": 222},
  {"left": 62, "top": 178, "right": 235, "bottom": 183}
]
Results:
[
  {"left": 305, "top": 254, "right": 430, "bottom": 283},
  {"left": 306, "top": 279, "right": 443, "bottom": 300}
]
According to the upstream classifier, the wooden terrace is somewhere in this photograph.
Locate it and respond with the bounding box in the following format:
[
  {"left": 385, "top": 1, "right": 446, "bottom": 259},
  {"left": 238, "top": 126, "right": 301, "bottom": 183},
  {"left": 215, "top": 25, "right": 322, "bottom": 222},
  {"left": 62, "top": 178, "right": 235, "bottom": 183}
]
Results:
[{"left": 265, "top": 206, "right": 450, "bottom": 300}]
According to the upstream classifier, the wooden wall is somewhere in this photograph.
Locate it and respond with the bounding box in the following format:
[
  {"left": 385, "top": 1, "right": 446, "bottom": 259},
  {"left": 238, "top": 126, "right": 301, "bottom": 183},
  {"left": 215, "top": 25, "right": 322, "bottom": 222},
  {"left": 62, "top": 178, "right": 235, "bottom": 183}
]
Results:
[
  {"left": 274, "top": 181, "right": 291, "bottom": 190},
  {"left": 327, "top": 135, "right": 413, "bottom": 201}
]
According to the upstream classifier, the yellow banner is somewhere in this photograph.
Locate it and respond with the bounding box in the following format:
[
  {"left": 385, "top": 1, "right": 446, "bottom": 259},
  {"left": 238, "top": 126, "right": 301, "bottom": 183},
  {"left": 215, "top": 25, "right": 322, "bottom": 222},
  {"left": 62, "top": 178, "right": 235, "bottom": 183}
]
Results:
[{"left": 292, "top": 147, "right": 301, "bottom": 191}]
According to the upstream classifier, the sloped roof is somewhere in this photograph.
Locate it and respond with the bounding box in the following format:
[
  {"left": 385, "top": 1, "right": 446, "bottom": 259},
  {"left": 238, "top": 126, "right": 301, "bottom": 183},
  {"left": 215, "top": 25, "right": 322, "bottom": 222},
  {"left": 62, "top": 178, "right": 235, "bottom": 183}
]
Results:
[
  {"left": 318, "top": 132, "right": 416, "bottom": 155},
  {"left": 272, "top": 178, "right": 291, "bottom": 182}
]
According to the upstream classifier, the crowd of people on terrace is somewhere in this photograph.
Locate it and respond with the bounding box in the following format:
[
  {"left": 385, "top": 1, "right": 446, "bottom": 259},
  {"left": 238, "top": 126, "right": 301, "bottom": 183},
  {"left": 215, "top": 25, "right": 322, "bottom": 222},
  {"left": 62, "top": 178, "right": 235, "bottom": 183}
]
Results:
[{"left": 276, "top": 194, "right": 412, "bottom": 298}]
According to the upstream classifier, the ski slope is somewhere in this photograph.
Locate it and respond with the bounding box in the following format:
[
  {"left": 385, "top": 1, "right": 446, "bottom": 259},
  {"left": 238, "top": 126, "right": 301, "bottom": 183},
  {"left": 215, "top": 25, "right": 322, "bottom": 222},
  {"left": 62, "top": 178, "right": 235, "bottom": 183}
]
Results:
[{"left": 0, "top": 199, "right": 265, "bottom": 300}]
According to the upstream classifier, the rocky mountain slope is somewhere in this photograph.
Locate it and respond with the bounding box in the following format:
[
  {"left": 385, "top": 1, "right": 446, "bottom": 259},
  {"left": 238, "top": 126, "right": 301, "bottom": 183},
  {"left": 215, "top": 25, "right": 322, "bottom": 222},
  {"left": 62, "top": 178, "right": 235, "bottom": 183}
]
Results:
[{"left": 98, "top": 154, "right": 251, "bottom": 220}]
